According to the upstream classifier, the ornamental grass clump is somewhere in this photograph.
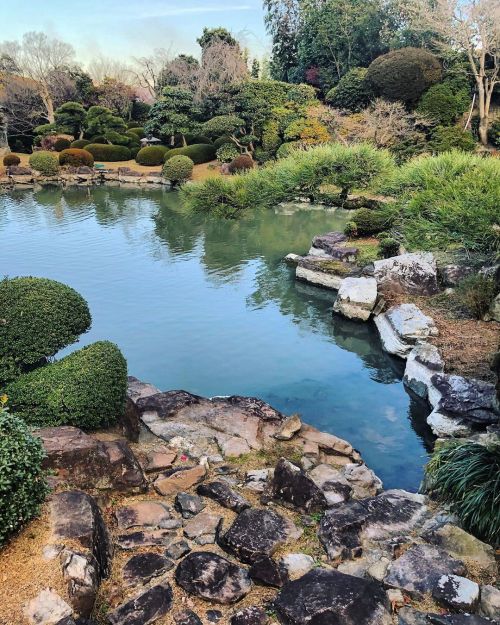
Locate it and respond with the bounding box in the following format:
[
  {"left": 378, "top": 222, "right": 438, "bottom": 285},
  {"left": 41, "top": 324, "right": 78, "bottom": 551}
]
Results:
[{"left": 425, "top": 441, "right": 500, "bottom": 546}]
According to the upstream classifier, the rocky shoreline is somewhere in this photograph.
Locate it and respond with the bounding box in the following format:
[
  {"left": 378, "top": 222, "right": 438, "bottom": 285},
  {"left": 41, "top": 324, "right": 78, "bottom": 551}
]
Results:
[{"left": 4, "top": 375, "right": 498, "bottom": 625}]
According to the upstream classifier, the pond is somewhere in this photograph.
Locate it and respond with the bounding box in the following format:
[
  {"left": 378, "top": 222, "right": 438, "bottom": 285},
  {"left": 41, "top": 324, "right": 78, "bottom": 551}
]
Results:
[{"left": 0, "top": 186, "right": 433, "bottom": 491}]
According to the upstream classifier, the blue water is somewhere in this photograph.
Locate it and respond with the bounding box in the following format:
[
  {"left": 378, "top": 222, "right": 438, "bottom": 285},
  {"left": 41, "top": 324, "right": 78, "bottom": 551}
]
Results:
[{"left": 0, "top": 186, "right": 433, "bottom": 490}]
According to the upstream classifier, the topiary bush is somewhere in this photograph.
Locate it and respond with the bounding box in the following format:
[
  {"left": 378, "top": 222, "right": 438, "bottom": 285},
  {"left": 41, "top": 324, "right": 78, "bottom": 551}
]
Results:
[
  {"left": 28, "top": 151, "right": 60, "bottom": 176},
  {"left": 428, "top": 126, "right": 476, "bottom": 154},
  {"left": 84, "top": 144, "right": 131, "bottom": 162},
  {"left": 213, "top": 136, "right": 233, "bottom": 149},
  {"left": 350, "top": 207, "right": 396, "bottom": 235},
  {"left": 53, "top": 137, "right": 72, "bottom": 152},
  {"left": 129, "top": 146, "right": 140, "bottom": 160},
  {"left": 186, "top": 134, "right": 212, "bottom": 145},
  {"left": 228, "top": 154, "right": 254, "bottom": 174},
  {"left": 326, "top": 68, "right": 375, "bottom": 112},
  {"left": 367, "top": 47, "right": 442, "bottom": 102},
  {"left": 3, "top": 154, "right": 20, "bottom": 167},
  {"left": 216, "top": 144, "right": 239, "bottom": 164},
  {"left": 0, "top": 406, "right": 49, "bottom": 545},
  {"left": 59, "top": 148, "right": 94, "bottom": 167},
  {"left": 127, "top": 127, "right": 145, "bottom": 139},
  {"left": 0, "top": 277, "right": 92, "bottom": 385},
  {"left": 164, "top": 144, "right": 216, "bottom": 165},
  {"left": 162, "top": 155, "right": 194, "bottom": 186},
  {"left": 104, "top": 130, "right": 131, "bottom": 146},
  {"left": 71, "top": 139, "right": 91, "bottom": 149},
  {"left": 378, "top": 237, "right": 400, "bottom": 258},
  {"left": 89, "top": 135, "right": 107, "bottom": 144},
  {"left": 416, "top": 83, "right": 468, "bottom": 126},
  {"left": 6, "top": 341, "right": 127, "bottom": 430},
  {"left": 135, "top": 146, "right": 169, "bottom": 166}
]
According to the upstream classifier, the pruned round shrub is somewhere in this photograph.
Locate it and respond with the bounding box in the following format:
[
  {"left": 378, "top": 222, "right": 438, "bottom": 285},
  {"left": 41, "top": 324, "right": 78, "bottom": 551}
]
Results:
[
  {"left": 127, "top": 127, "right": 144, "bottom": 139},
  {"left": 162, "top": 155, "right": 194, "bottom": 185},
  {"left": 416, "top": 83, "right": 468, "bottom": 126},
  {"left": 0, "top": 277, "right": 92, "bottom": 385},
  {"left": 53, "top": 137, "right": 72, "bottom": 152},
  {"left": 344, "top": 221, "right": 358, "bottom": 237},
  {"left": 164, "top": 144, "right": 216, "bottom": 165},
  {"left": 89, "top": 135, "right": 107, "bottom": 144},
  {"left": 276, "top": 142, "right": 300, "bottom": 159},
  {"left": 428, "top": 126, "right": 476, "bottom": 154},
  {"left": 3, "top": 154, "right": 20, "bottom": 167},
  {"left": 59, "top": 148, "right": 94, "bottom": 167},
  {"left": 6, "top": 341, "right": 127, "bottom": 429},
  {"left": 129, "top": 146, "right": 140, "bottom": 160},
  {"left": 351, "top": 207, "right": 395, "bottom": 235},
  {"left": 367, "top": 47, "right": 442, "bottom": 102},
  {"left": 378, "top": 237, "right": 400, "bottom": 258},
  {"left": 28, "top": 151, "right": 60, "bottom": 176},
  {"left": 71, "top": 139, "right": 91, "bottom": 149},
  {"left": 326, "top": 67, "right": 375, "bottom": 112},
  {"left": 186, "top": 134, "right": 213, "bottom": 145},
  {"left": 216, "top": 144, "right": 239, "bottom": 164},
  {"left": 135, "top": 146, "right": 168, "bottom": 166},
  {"left": 84, "top": 144, "right": 131, "bottom": 162},
  {"left": 228, "top": 154, "right": 254, "bottom": 174},
  {"left": 104, "top": 130, "right": 131, "bottom": 146},
  {"left": 0, "top": 409, "right": 49, "bottom": 545},
  {"left": 213, "top": 136, "right": 233, "bottom": 149}
]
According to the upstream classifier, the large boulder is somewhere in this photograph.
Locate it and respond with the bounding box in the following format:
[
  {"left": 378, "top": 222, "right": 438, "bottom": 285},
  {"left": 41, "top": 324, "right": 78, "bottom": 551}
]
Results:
[
  {"left": 266, "top": 458, "right": 328, "bottom": 512},
  {"left": 333, "top": 277, "right": 378, "bottom": 321},
  {"left": 430, "top": 374, "right": 499, "bottom": 426},
  {"left": 403, "top": 343, "right": 444, "bottom": 402},
  {"left": 296, "top": 256, "right": 360, "bottom": 290},
  {"left": 372, "top": 252, "right": 439, "bottom": 295},
  {"left": 107, "top": 583, "right": 173, "bottom": 625},
  {"left": 274, "top": 568, "right": 392, "bottom": 625},
  {"left": 432, "top": 574, "right": 480, "bottom": 612},
  {"left": 427, "top": 409, "right": 472, "bottom": 438},
  {"left": 374, "top": 304, "right": 438, "bottom": 358}
]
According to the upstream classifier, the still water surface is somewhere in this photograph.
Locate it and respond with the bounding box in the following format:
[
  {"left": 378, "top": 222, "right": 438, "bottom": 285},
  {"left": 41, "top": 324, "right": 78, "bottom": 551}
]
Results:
[{"left": 0, "top": 186, "right": 433, "bottom": 490}]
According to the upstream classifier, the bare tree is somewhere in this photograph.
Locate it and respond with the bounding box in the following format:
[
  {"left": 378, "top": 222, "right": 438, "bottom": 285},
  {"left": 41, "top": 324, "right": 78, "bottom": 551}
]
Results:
[
  {"left": 133, "top": 48, "right": 173, "bottom": 98},
  {"left": 0, "top": 32, "right": 75, "bottom": 123},
  {"left": 87, "top": 55, "right": 136, "bottom": 86},
  {"left": 0, "top": 75, "right": 46, "bottom": 135},
  {"left": 405, "top": 0, "right": 500, "bottom": 144},
  {"left": 196, "top": 40, "right": 248, "bottom": 104},
  {"left": 158, "top": 54, "right": 200, "bottom": 93}
]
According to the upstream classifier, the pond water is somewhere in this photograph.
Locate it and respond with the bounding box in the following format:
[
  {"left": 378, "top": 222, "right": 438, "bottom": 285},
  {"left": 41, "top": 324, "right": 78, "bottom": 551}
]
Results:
[{"left": 0, "top": 186, "right": 433, "bottom": 490}]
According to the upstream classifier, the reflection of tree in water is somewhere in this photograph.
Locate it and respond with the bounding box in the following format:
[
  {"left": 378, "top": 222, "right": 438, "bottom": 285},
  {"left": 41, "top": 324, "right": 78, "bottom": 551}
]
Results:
[{"left": 407, "top": 388, "right": 435, "bottom": 454}]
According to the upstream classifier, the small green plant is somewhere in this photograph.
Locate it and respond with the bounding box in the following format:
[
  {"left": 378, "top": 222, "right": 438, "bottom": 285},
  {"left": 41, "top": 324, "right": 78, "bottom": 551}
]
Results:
[
  {"left": 135, "top": 145, "right": 168, "bottom": 166},
  {"left": 378, "top": 237, "right": 400, "bottom": 258},
  {"left": 59, "top": 148, "right": 94, "bottom": 167},
  {"left": 416, "top": 83, "right": 469, "bottom": 126},
  {"left": 162, "top": 155, "right": 194, "bottom": 186},
  {"left": 344, "top": 221, "right": 358, "bottom": 237},
  {"left": 28, "top": 151, "right": 60, "bottom": 176},
  {"left": 456, "top": 274, "right": 496, "bottom": 319},
  {"left": 3, "top": 154, "right": 21, "bottom": 167},
  {"left": 216, "top": 144, "right": 239, "bottom": 164},
  {"left": 53, "top": 137, "right": 71, "bottom": 152}
]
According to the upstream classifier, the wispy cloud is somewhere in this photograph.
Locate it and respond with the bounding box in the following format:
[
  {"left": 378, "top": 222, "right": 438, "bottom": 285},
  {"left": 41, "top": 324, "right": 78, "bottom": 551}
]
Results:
[{"left": 125, "top": 4, "right": 253, "bottom": 19}]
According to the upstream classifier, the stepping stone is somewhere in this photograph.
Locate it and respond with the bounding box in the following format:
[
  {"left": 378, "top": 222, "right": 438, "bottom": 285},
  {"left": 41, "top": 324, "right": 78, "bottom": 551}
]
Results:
[
  {"left": 279, "top": 553, "right": 315, "bottom": 581},
  {"left": 175, "top": 492, "right": 205, "bottom": 518},
  {"left": 154, "top": 466, "right": 206, "bottom": 496},
  {"left": 114, "top": 501, "right": 175, "bottom": 529},
  {"left": 173, "top": 610, "right": 203, "bottom": 625},
  {"left": 123, "top": 553, "right": 174, "bottom": 586},
  {"left": 333, "top": 277, "right": 378, "bottom": 321},
  {"left": 432, "top": 574, "right": 480, "bottom": 612},
  {"left": 230, "top": 606, "right": 268, "bottom": 625},
  {"left": 175, "top": 552, "right": 252, "bottom": 604},
  {"left": 107, "top": 583, "right": 173, "bottom": 625},
  {"left": 25, "top": 589, "right": 73, "bottom": 625},
  {"left": 166, "top": 540, "right": 191, "bottom": 560},
  {"left": 183, "top": 512, "right": 223, "bottom": 545},
  {"left": 197, "top": 481, "right": 251, "bottom": 513},
  {"left": 266, "top": 458, "right": 328, "bottom": 512},
  {"left": 115, "top": 529, "right": 176, "bottom": 550},
  {"left": 249, "top": 555, "right": 287, "bottom": 588},
  {"left": 144, "top": 448, "right": 177, "bottom": 472}
]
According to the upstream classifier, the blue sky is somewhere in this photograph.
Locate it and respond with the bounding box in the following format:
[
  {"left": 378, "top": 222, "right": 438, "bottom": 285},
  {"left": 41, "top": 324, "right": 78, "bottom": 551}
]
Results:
[{"left": 2, "top": 0, "right": 270, "bottom": 64}]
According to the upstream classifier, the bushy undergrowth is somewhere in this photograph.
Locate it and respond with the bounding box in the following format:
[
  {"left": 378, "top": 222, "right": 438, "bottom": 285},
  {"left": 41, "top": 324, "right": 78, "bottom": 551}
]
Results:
[
  {"left": 425, "top": 441, "right": 500, "bottom": 545},
  {"left": 165, "top": 143, "right": 216, "bottom": 165},
  {"left": 28, "top": 151, "right": 59, "bottom": 176},
  {"left": 456, "top": 274, "right": 497, "bottom": 319}
]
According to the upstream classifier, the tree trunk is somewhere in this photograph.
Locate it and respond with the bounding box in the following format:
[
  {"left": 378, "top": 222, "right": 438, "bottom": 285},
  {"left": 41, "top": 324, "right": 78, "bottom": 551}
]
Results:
[{"left": 479, "top": 117, "right": 489, "bottom": 145}]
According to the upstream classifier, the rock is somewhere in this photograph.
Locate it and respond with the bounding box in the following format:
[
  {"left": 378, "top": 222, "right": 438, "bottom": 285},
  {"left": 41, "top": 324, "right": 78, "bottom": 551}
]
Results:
[
  {"left": 384, "top": 544, "right": 465, "bottom": 598},
  {"left": 114, "top": 501, "right": 175, "bottom": 530},
  {"left": 173, "top": 610, "right": 203, "bottom": 625},
  {"left": 284, "top": 253, "right": 302, "bottom": 265},
  {"left": 274, "top": 414, "right": 302, "bottom": 440},
  {"left": 479, "top": 585, "right": 500, "bottom": 621},
  {"left": 403, "top": 343, "right": 444, "bottom": 401},
  {"left": 433, "top": 574, "right": 480, "bottom": 612},
  {"left": 164, "top": 541, "right": 190, "bottom": 564},
  {"left": 387, "top": 588, "right": 405, "bottom": 610},
  {"left": 373, "top": 252, "right": 439, "bottom": 295},
  {"left": 61, "top": 550, "right": 98, "bottom": 616},
  {"left": 25, "top": 589, "right": 73, "bottom": 625},
  {"left": 487, "top": 293, "right": 500, "bottom": 322},
  {"left": 218, "top": 435, "right": 251, "bottom": 457},
  {"left": 122, "top": 553, "right": 174, "bottom": 586},
  {"left": 398, "top": 607, "right": 430, "bottom": 625},
  {"left": 297, "top": 423, "right": 357, "bottom": 460},
  {"left": 175, "top": 552, "right": 252, "bottom": 604},
  {"left": 230, "top": 606, "right": 268, "bottom": 625},
  {"left": 144, "top": 448, "right": 177, "bottom": 472},
  {"left": 343, "top": 463, "right": 383, "bottom": 499},
  {"left": 440, "top": 265, "right": 473, "bottom": 288},
  {"left": 296, "top": 261, "right": 344, "bottom": 289},
  {"left": 244, "top": 469, "right": 271, "bottom": 492},
  {"left": 427, "top": 409, "right": 472, "bottom": 438},
  {"left": 274, "top": 568, "right": 392, "bottom": 625},
  {"left": 427, "top": 616, "right": 493, "bottom": 625},
  {"left": 311, "top": 231, "right": 348, "bottom": 255},
  {"left": 249, "top": 555, "right": 287, "bottom": 588},
  {"left": 279, "top": 553, "right": 315, "bottom": 581},
  {"left": 220, "top": 507, "right": 301, "bottom": 564},
  {"left": 115, "top": 529, "right": 176, "bottom": 550},
  {"left": 333, "top": 277, "right": 378, "bottom": 321},
  {"left": 431, "top": 374, "right": 499, "bottom": 425},
  {"left": 206, "top": 610, "right": 223, "bottom": 622},
  {"left": 197, "top": 481, "right": 251, "bottom": 513},
  {"left": 107, "top": 583, "right": 173, "bottom": 625},
  {"left": 308, "top": 464, "right": 352, "bottom": 505},
  {"left": 374, "top": 304, "right": 438, "bottom": 358},
  {"left": 266, "top": 458, "right": 328, "bottom": 512},
  {"left": 124, "top": 376, "right": 161, "bottom": 441},
  {"left": 175, "top": 492, "right": 206, "bottom": 518},
  {"left": 153, "top": 465, "right": 206, "bottom": 496},
  {"left": 183, "top": 512, "right": 223, "bottom": 545}
]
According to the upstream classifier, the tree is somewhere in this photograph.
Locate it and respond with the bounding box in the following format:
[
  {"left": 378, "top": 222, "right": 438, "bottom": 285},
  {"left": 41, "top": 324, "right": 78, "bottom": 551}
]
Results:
[
  {"left": 85, "top": 106, "right": 126, "bottom": 138},
  {"left": 195, "top": 40, "right": 248, "bottom": 107},
  {"left": 95, "top": 77, "right": 135, "bottom": 119},
  {"left": 54, "top": 101, "right": 86, "bottom": 138},
  {"left": 0, "top": 32, "right": 75, "bottom": 123},
  {"left": 263, "top": 0, "right": 301, "bottom": 82},
  {"left": 197, "top": 27, "right": 238, "bottom": 51},
  {"left": 133, "top": 48, "right": 172, "bottom": 97},
  {"left": 0, "top": 74, "right": 46, "bottom": 136},
  {"left": 358, "top": 98, "right": 426, "bottom": 148},
  {"left": 251, "top": 59, "right": 261, "bottom": 79},
  {"left": 144, "top": 87, "right": 199, "bottom": 146},
  {"left": 158, "top": 54, "right": 199, "bottom": 92},
  {"left": 87, "top": 55, "right": 135, "bottom": 86},
  {"left": 405, "top": 0, "right": 500, "bottom": 144},
  {"left": 202, "top": 115, "right": 254, "bottom": 153}
]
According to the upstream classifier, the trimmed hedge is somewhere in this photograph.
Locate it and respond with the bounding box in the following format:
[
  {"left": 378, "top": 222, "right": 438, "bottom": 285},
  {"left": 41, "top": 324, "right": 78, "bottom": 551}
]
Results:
[
  {"left": 71, "top": 139, "right": 91, "bottom": 149},
  {"left": 28, "top": 151, "right": 59, "bottom": 176},
  {"left": 164, "top": 143, "right": 216, "bottom": 165},
  {"left": 129, "top": 146, "right": 140, "bottom": 160},
  {"left": 85, "top": 144, "right": 131, "bottom": 162},
  {"left": 350, "top": 207, "right": 395, "bottom": 235},
  {"left": 6, "top": 341, "right": 128, "bottom": 429},
  {"left": 325, "top": 67, "right": 374, "bottom": 112},
  {"left": 135, "top": 146, "right": 169, "bottom": 166},
  {"left": 89, "top": 135, "right": 107, "bottom": 144},
  {"left": 53, "top": 137, "right": 71, "bottom": 152},
  {"left": 127, "top": 127, "right": 144, "bottom": 139},
  {"left": 0, "top": 277, "right": 91, "bottom": 385},
  {"left": 162, "top": 155, "right": 194, "bottom": 185},
  {"left": 186, "top": 134, "right": 213, "bottom": 145},
  {"left": 0, "top": 410, "right": 49, "bottom": 545},
  {"left": 213, "top": 136, "right": 233, "bottom": 149},
  {"left": 59, "top": 148, "right": 94, "bottom": 167},
  {"left": 3, "top": 154, "right": 20, "bottom": 167},
  {"left": 228, "top": 154, "right": 254, "bottom": 174}
]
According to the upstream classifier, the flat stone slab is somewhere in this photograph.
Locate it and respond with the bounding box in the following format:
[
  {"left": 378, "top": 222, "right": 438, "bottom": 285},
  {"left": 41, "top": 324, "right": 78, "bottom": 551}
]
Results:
[
  {"left": 333, "top": 277, "right": 378, "bottom": 321},
  {"left": 374, "top": 303, "right": 438, "bottom": 358},
  {"left": 197, "top": 481, "right": 251, "bottom": 513},
  {"left": 166, "top": 540, "right": 191, "bottom": 560},
  {"left": 107, "top": 582, "right": 173, "bottom": 625},
  {"left": 115, "top": 529, "right": 176, "bottom": 550},
  {"left": 183, "top": 512, "right": 223, "bottom": 544},
  {"left": 311, "top": 231, "right": 348, "bottom": 255},
  {"left": 175, "top": 492, "right": 206, "bottom": 518},
  {"left": 153, "top": 465, "right": 206, "bottom": 496},
  {"left": 25, "top": 589, "right": 73, "bottom": 625},
  {"left": 123, "top": 553, "right": 174, "bottom": 586},
  {"left": 230, "top": 606, "right": 268, "bottom": 625},
  {"left": 114, "top": 501, "right": 175, "bottom": 529}
]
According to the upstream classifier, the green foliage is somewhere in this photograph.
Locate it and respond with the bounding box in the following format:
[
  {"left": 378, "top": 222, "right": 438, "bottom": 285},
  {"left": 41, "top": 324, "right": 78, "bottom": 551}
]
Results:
[
  {"left": 53, "top": 137, "right": 71, "bottom": 152},
  {"left": 487, "top": 120, "right": 500, "bottom": 148},
  {"left": 104, "top": 130, "right": 130, "bottom": 146},
  {"left": 428, "top": 126, "right": 476, "bottom": 154},
  {"left": 456, "top": 275, "right": 496, "bottom": 319},
  {"left": 186, "top": 134, "right": 213, "bottom": 145},
  {"left": 367, "top": 47, "right": 442, "bottom": 102},
  {"left": 385, "top": 151, "right": 500, "bottom": 256},
  {"left": 325, "top": 68, "right": 375, "bottom": 112},
  {"left": 164, "top": 143, "right": 216, "bottom": 165},
  {"left": 197, "top": 26, "right": 238, "bottom": 50},
  {"left": 0, "top": 409, "right": 49, "bottom": 545},
  {"left": 6, "top": 341, "right": 127, "bottom": 430},
  {"left": 128, "top": 127, "right": 145, "bottom": 139},
  {"left": 71, "top": 139, "right": 91, "bottom": 149},
  {"left": 344, "top": 221, "right": 358, "bottom": 237},
  {"left": 3, "top": 154, "right": 20, "bottom": 166},
  {"left": 0, "top": 277, "right": 91, "bottom": 385},
  {"left": 135, "top": 146, "right": 168, "bottom": 166},
  {"left": 378, "top": 237, "right": 400, "bottom": 258},
  {"left": 34, "top": 123, "right": 58, "bottom": 137},
  {"left": 283, "top": 118, "right": 330, "bottom": 145},
  {"left": 145, "top": 87, "right": 199, "bottom": 144},
  {"left": 59, "top": 148, "right": 94, "bottom": 167},
  {"left": 216, "top": 144, "right": 239, "bottom": 163},
  {"left": 425, "top": 441, "right": 500, "bottom": 545},
  {"left": 129, "top": 146, "right": 140, "bottom": 160},
  {"left": 213, "top": 136, "right": 233, "bottom": 149},
  {"left": 351, "top": 207, "right": 395, "bottom": 235},
  {"left": 54, "top": 101, "right": 86, "bottom": 137},
  {"left": 202, "top": 116, "right": 246, "bottom": 139},
  {"left": 90, "top": 135, "right": 107, "bottom": 144},
  {"left": 228, "top": 154, "right": 254, "bottom": 174},
  {"left": 85, "top": 106, "right": 126, "bottom": 138},
  {"left": 181, "top": 175, "right": 250, "bottom": 218},
  {"left": 262, "top": 119, "right": 282, "bottom": 154},
  {"left": 28, "top": 151, "right": 59, "bottom": 176},
  {"left": 162, "top": 155, "right": 194, "bottom": 185},
  {"left": 417, "top": 83, "right": 469, "bottom": 126},
  {"left": 276, "top": 141, "right": 301, "bottom": 159},
  {"left": 84, "top": 144, "right": 131, "bottom": 162}
]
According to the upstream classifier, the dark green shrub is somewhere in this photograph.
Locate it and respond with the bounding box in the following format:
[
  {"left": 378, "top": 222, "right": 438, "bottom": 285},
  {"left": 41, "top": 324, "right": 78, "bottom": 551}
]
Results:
[
  {"left": 127, "top": 121, "right": 140, "bottom": 129},
  {"left": 127, "top": 127, "right": 144, "bottom": 139},
  {"left": 28, "top": 151, "right": 60, "bottom": 176},
  {"left": 162, "top": 155, "right": 194, "bottom": 186},
  {"left": 253, "top": 148, "right": 274, "bottom": 164},
  {"left": 186, "top": 134, "right": 212, "bottom": 145},
  {"left": 487, "top": 120, "right": 500, "bottom": 148},
  {"left": 216, "top": 144, "right": 239, "bottom": 163},
  {"left": 378, "top": 237, "right": 400, "bottom": 258},
  {"left": 425, "top": 441, "right": 500, "bottom": 545},
  {"left": 456, "top": 274, "right": 496, "bottom": 319},
  {"left": 367, "top": 47, "right": 442, "bottom": 102},
  {"left": 429, "top": 126, "right": 476, "bottom": 154},
  {"left": 417, "top": 83, "right": 468, "bottom": 126},
  {"left": 3, "top": 154, "right": 20, "bottom": 167},
  {"left": 125, "top": 130, "right": 141, "bottom": 144},
  {"left": 164, "top": 144, "right": 216, "bottom": 165},
  {"left": 104, "top": 130, "right": 131, "bottom": 146},
  {"left": 213, "top": 136, "right": 233, "bottom": 149},
  {"left": 0, "top": 277, "right": 91, "bottom": 385},
  {"left": 228, "top": 154, "right": 254, "bottom": 174},
  {"left": 71, "top": 139, "right": 91, "bottom": 149},
  {"left": 344, "top": 221, "right": 358, "bottom": 237},
  {"left": 276, "top": 142, "right": 300, "bottom": 159},
  {"left": 59, "top": 148, "right": 94, "bottom": 167},
  {"left": 0, "top": 408, "right": 49, "bottom": 545},
  {"left": 53, "top": 137, "right": 71, "bottom": 152},
  {"left": 89, "top": 135, "right": 107, "bottom": 144},
  {"left": 6, "top": 341, "right": 127, "bottom": 430},
  {"left": 84, "top": 144, "right": 131, "bottom": 162},
  {"left": 325, "top": 68, "right": 375, "bottom": 112},
  {"left": 129, "top": 146, "right": 140, "bottom": 160},
  {"left": 135, "top": 146, "right": 168, "bottom": 166},
  {"left": 351, "top": 207, "right": 395, "bottom": 235}
]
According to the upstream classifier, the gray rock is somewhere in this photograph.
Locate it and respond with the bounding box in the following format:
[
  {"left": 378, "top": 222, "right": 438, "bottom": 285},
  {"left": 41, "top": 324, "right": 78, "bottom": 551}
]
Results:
[
  {"left": 428, "top": 616, "right": 493, "bottom": 625},
  {"left": 197, "top": 481, "right": 251, "bottom": 513},
  {"left": 230, "top": 606, "right": 268, "bottom": 625},
  {"left": 125, "top": 376, "right": 160, "bottom": 441},
  {"left": 61, "top": 550, "right": 98, "bottom": 617},
  {"left": 279, "top": 553, "right": 315, "bottom": 581},
  {"left": 175, "top": 492, "right": 206, "bottom": 518},
  {"left": 107, "top": 583, "right": 173, "bottom": 625},
  {"left": 433, "top": 574, "right": 480, "bottom": 612},
  {"left": 431, "top": 374, "right": 499, "bottom": 425},
  {"left": 311, "top": 231, "right": 348, "bottom": 255},
  {"left": 165, "top": 540, "right": 191, "bottom": 560},
  {"left": 115, "top": 530, "right": 176, "bottom": 550},
  {"left": 479, "top": 585, "right": 500, "bottom": 621},
  {"left": 266, "top": 458, "right": 328, "bottom": 512},
  {"left": 25, "top": 589, "right": 73, "bottom": 625},
  {"left": 122, "top": 553, "right": 174, "bottom": 586},
  {"left": 440, "top": 265, "right": 473, "bottom": 288},
  {"left": 244, "top": 469, "right": 271, "bottom": 492},
  {"left": 333, "top": 277, "right": 378, "bottom": 321},
  {"left": 373, "top": 252, "right": 439, "bottom": 295},
  {"left": 398, "top": 607, "right": 432, "bottom": 625},
  {"left": 173, "top": 610, "right": 203, "bottom": 625},
  {"left": 183, "top": 512, "right": 223, "bottom": 545},
  {"left": 206, "top": 610, "right": 223, "bottom": 622},
  {"left": 403, "top": 343, "right": 444, "bottom": 401},
  {"left": 308, "top": 464, "right": 352, "bottom": 505},
  {"left": 427, "top": 409, "right": 472, "bottom": 438},
  {"left": 374, "top": 304, "right": 438, "bottom": 359},
  {"left": 343, "top": 463, "right": 383, "bottom": 499}
]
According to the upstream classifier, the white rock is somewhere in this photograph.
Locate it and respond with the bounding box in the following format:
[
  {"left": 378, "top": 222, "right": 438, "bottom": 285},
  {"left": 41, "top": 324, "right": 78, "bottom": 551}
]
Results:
[
  {"left": 373, "top": 252, "right": 439, "bottom": 295},
  {"left": 403, "top": 343, "right": 444, "bottom": 401},
  {"left": 279, "top": 553, "right": 315, "bottom": 581},
  {"left": 333, "top": 277, "right": 378, "bottom": 321},
  {"left": 296, "top": 265, "right": 343, "bottom": 290},
  {"left": 25, "top": 589, "right": 73, "bottom": 625},
  {"left": 434, "top": 574, "right": 480, "bottom": 612},
  {"left": 479, "top": 585, "right": 500, "bottom": 620},
  {"left": 244, "top": 468, "right": 272, "bottom": 492},
  {"left": 308, "top": 464, "right": 352, "bottom": 505},
  {"left": 374, "top": 303, "right": 438, "bottom": 358},
  {"left": 386, "top": 588, "right": 405, "bottom": 610},
  {"left": 343, "top": 463, "right": 383, "bottom": 499},
  {"left": 284, "top": 253, "right": 302, "bottom": 264},
  {"left": 368, "top": 557, "right": 391, "bottom": 582},
  {"left": 427, "top": 408, "right": 472, "bottom": 438}
]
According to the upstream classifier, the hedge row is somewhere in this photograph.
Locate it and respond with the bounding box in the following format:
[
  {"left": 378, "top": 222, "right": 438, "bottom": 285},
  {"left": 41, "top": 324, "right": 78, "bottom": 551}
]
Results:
[
  {"left": 84, "top": 144, "right": 131, "bottom": 161},
  {"left": 164, "top": 143, "right": 216, "bottom": 165}
]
